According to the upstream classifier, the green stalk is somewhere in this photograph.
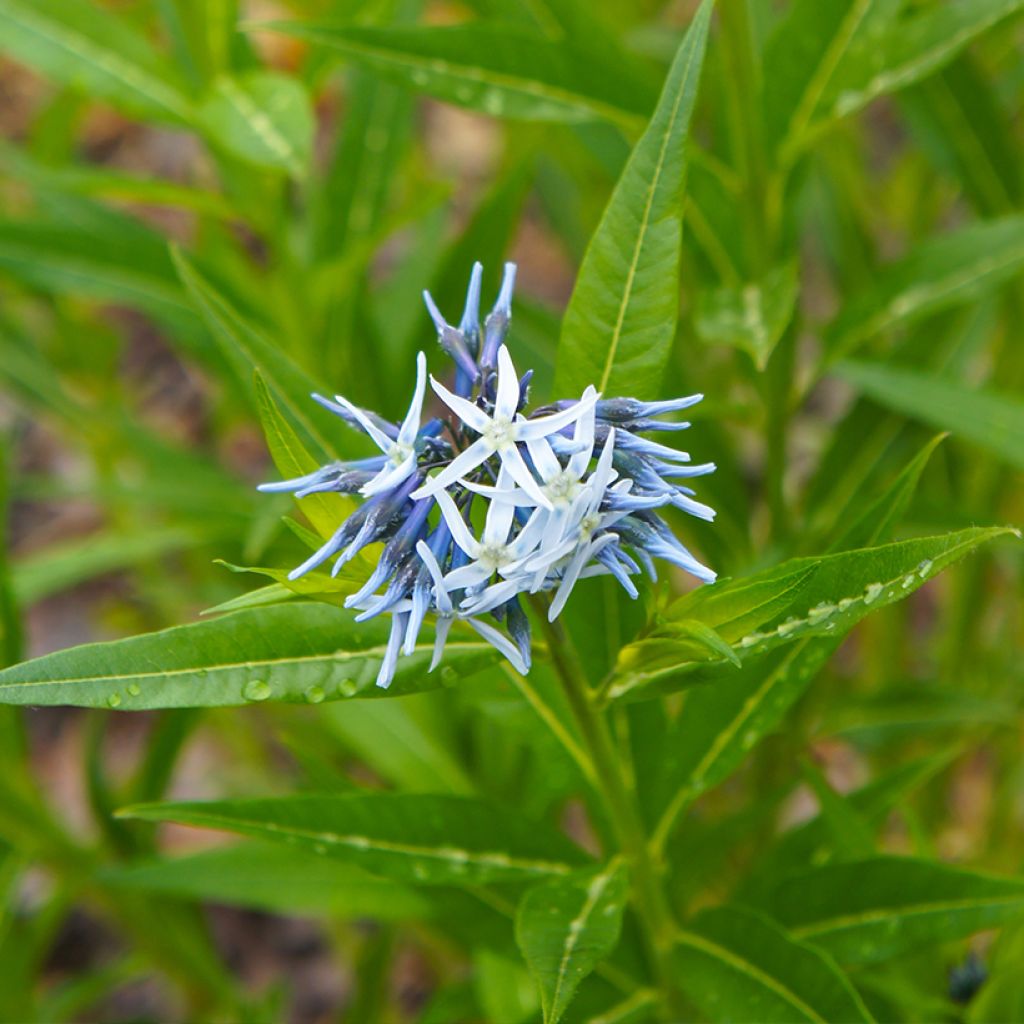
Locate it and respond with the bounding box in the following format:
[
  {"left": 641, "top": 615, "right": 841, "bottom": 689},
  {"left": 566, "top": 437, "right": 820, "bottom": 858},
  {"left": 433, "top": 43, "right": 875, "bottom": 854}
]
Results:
[{"left": 533, "top": 602, "right": 682, "bottom": 1019}]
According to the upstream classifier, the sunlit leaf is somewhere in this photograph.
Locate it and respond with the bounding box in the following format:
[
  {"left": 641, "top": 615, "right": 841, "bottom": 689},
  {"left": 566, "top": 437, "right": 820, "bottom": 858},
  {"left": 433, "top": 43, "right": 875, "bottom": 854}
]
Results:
[
  {"left": 0, "top": 602, "right": 499, "bottom": 709},
  {"left": 554, "top": 0, "right": 712, "bottom": 399}
]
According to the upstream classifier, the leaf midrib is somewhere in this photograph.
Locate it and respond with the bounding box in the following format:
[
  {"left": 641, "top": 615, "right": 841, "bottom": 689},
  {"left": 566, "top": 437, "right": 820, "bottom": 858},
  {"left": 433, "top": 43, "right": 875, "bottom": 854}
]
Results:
[
  {"left": 790, "top": 893, "right": 1024, "bottom": 941},
  {"left": 281, "top": 25, "right": 643, "bottom": 129},
  {"left": 0, "top": 641, "right": 494, "bottom": 691},
  {"left": 675, "top": 930, "right": 828, "bottom": 1023},
  {"left": 129, "top": 811, "right": 577, "bottom": 876},
  {"left": 597, "top": 28, "right": 699, "bottom": 392}
]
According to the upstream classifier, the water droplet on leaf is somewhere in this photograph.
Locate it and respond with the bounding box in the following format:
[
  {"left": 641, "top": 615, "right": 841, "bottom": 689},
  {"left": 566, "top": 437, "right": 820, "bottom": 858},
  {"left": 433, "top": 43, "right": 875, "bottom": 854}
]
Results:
[
  {"left": 107, "top": 693, "right": 122, "bottom": 708},
  {"left": 305, "top": 685, "right": 326, "bottom": 705},
  {"left": 243, "top": 679, "right": 272, "bottom": 702},
  {"left": 126, "top": 683, "right": 141, "bottom": 697}
]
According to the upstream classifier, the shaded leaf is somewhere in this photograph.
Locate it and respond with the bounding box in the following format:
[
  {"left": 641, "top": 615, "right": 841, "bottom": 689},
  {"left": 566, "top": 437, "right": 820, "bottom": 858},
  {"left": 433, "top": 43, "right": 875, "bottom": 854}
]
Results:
[
  {"left": 825, "top": 215, "right": 1024, "bottom": 361},
  {"left": 120, "top": 793, "right": 589, "bottom": 885},
  {"left": 554, "top": 0, "right": 712, "bottom": 399},
  {"left": 0, "top": 221, "right": 197, "bottom": 329},
  {"left": 100, "top": 841, "right": 434, "bottom": 919},
  {"left": 695, "top": 263, "right": 799, "bottom": 369},
  {"left": 516, "top": 861, "right": 630, "bottom": 1024},
  {"left": 0, "top": 602, "right": 499, "bottom": 709},
  {"left": 675, "top": 905, "right": 873, "bottom": 1023},
  {"left": 763, "top": 857, "right": 1024, "bottom": 964},
  {"left": 818, "top": 0, "right": 1024, "bottom": 132},
  {"left": 827, "top": 433, "right": 946, "bottom": 552},
  {"left": 172, "top": 247, "right": 354, "bottom": 462},
  {"left": 837, "top": 361, "right": 1024, "bottom": 472},
  {"left": 266, "top": 22, "right": 653, "bottom": 128},
  {"left": 0, "top": 0, "right": 192, "bottom": 123}
]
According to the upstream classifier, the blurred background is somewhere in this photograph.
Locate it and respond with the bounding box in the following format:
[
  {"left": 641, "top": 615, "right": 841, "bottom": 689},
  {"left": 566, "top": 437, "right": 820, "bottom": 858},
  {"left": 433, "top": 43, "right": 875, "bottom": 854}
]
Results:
[{"left": 0, "top": 0, "right": 1023, "bottom": 1021}]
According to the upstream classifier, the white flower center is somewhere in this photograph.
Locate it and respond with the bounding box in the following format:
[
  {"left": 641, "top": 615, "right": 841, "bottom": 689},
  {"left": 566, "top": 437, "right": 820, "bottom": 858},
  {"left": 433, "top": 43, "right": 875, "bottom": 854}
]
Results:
[
  {"left": 481, "top": 415, "right": 516, "bottom": 451},
  {"left": 544, "top": 469, "right": 581, "bottom": 504},
  {"left": 477, "top": 543, "right": 510, "bottom": 571},
  {"left": 387, "top": 440, "right": 414, "bottom": 467},
  {"left": 579, "top": 513, "right": 600, "bottom": 541}
]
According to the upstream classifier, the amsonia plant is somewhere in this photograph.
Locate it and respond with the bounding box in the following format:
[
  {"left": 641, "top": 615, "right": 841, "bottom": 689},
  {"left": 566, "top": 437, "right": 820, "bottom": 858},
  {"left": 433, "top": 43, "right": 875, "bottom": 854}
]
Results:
[{"left": 0, "top": 0, "right": 1022, "bottom": 1021}]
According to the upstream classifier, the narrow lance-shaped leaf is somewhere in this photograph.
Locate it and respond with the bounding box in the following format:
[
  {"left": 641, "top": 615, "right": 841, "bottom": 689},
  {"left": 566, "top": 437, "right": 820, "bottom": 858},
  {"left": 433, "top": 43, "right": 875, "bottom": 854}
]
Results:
[
  {"left": 0, "top": 0, "right": 193, "bottom": 124},
  {"left": 837, "top": 361, "right": 1024, "bottom": 472},
  {"left": 817, "top": 0, "right": 1024, "bottom": 132},
  {"left": 675, "top": 906, "right": 874, "bottom": 1023},
  {"left": 171, "top": 247, "right": 354, "bottom": 461},
  {"left": 101, "top": 841, "right": 435, "bottom": 920},
  {"left": 262, "top": 22, "right": 654, "bottom": 128},
  {"left": 0, "top": 221, "right": 198, "bottom": 330},
  {"left": 554, "top": 0, "right": 712, "bottom": 400},
  {"left": 119, "top": 793, "right": 590, "bottom": 886},
  {"left": 253, "top": 372, "right": 355, "bottom": 542},
  {"left": 610, "top": 527, "right": 1017, "bottom": 702},
  {"left": 515, "top": 860, "right": 629, "bottom": 1024},
  {"left": 0, "top": 603, "right": 499, "bottom": 710},
  {"left": 827, "top": 432, "right": 946, "bottom": 552},
  {"left": 762, "top": 0, "right": 888, "bottom": 162},
  {"left": 761, "top": 857, "right": 1024, "bottom": 965},
  {"left": 824, "top": 215, "right": 1024, "bottom": 362}
]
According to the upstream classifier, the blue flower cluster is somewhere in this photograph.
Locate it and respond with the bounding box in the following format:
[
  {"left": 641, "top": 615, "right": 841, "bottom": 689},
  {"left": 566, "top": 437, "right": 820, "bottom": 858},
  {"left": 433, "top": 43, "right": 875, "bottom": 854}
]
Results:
[{"left": 260, "top": 263, "right": 715, "bottom": 687}]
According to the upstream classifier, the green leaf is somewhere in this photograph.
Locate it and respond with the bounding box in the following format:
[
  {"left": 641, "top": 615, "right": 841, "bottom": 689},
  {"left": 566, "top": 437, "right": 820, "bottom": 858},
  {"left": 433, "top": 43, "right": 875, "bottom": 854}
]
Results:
[
  {"left": 0, "top": 0, "right": 193, "bottom": 124},
  {"left": 739, "top": 751, "right": 961, "bottom": 906},
  {"left": 0, "top": 221, "right": 198, "bottom": 329},
  {"left": 171, "top": 246, "right": 353, "bottom": 462},
  {"left": 797, "top": 756, "right": 875, "bottom": 859},
  {"left": 264, "top": 22, "right": 653, "bottom": 128},
  {"left": 119, "top": 793, "right": 589, "bottom": 885},
  {"left": 817, "top": 0, "right": 1024, "bottom": 131},
  {"left": 904, "top": 57, "right": 1022, "bottom": 216},
  {"left": 516, "top": 860, "right": 629, "bottom": 1024},
  {"left": 11, "top": 527, "right": 206, "bottom": 605},
  {"left": 827, "top": 433, "right": 946, "bottom": 552},
  {"left": 610, "top": 527, "right": 1017, "bottom": 702},
  {"left": 695, "top": 263, "right": 799, "bottom": 369},
  {"left": 553, "top": 0, "right": 712, "bottom": 399},
  {"left": 763, "top": 857, "right": 1024, "bottom": 964},
  {"left": 675, "top": 906, "right": 874, "bottom": 1023},
  {"left": 0, "top": 602, "right": 499, "bottom": 709},
  {"left": 762, "top": 0, "right": 887, "bottom": 161},
  {"left": 252, "top": 373, "right": 355, "bottom": 542},
  {"left": 100, "top": 841, "right": 434, "bottom": 919},
  {"left": 836, "top": 361, "right": 1024, "bottom": 472},
  {"left": 824, "top": 215, "right": 1024, "bottom": 361},
  {"left": 198, "top": 71, "right": 314, "bottom": 176}
]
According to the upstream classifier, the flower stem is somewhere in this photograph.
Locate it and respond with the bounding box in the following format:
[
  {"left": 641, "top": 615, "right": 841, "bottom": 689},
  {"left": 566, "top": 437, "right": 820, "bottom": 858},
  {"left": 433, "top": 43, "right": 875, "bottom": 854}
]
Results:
[{"left": 532, "top": 601, "right": 682, "bottom": 1018}]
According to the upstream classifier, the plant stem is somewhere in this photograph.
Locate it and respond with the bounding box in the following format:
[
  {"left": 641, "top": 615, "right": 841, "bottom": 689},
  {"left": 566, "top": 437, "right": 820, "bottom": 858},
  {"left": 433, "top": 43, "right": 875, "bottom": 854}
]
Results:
[{"left": 532, "top": 601, "right": 682, "bottom": 1018}]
